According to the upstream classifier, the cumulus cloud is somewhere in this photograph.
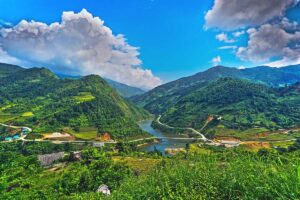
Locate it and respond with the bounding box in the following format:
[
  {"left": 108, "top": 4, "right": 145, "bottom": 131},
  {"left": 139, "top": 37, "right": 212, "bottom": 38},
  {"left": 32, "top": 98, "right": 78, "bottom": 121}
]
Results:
[
  {"left": 216, "top": 33, "right": 235, "bottom": 43},
  {"left": 0, "top": 47, "right": 21, "bottom": 64},
  {"left": 233, "top": 31, "right": 245, "bottom": 37},
  {"left": 0, "top": 9, "right": 162, "bottom": 89},
  {"left": 0, "top": 19, "right": 12, "bottom": 28},
  {"left": 280, "top": 17, "right": 299, "bottom": 31},
  {"left": 236, "top": 24, "right": 300, "bottom": 64},
  {"left": 205, "top": 0, "right": 297, "bottom": 30},
  {"left": 265, "top": 57, "right": 300, "bottom": 67},
  {"left": 212, "top": 56, "right": 222, "bottom": 66},
  {"left": 219, "top": 46, "right": 237, "bottom": 50}
]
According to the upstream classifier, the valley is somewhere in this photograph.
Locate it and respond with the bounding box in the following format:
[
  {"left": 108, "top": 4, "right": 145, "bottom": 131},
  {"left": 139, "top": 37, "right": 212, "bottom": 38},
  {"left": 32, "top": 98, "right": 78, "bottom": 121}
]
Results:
[
  {"left": 1, "top": 63, "right": 300, "bottom": 199},
  {"left": 2, "top": 2, "right": 300, "bottom": 199}
]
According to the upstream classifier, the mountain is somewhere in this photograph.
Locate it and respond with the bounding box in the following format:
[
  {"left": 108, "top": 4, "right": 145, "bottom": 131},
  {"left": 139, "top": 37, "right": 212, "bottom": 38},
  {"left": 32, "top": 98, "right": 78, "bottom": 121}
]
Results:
[
  {"left": 104, "top": 78, "right": 145, "bottom": 98},
  {"left": 159, "top": 78, "right": 300, "bottom": 131},
  {"left": 0, "top": 66, "right": 150, "bottom": 139},
  {"left": 132, "top": 65, "right": 300, "bottom": 114},
  {"left": 56, "top": 73, "right": 145, "bottom": 98},
  {"left": 0, "top": 63, "right": 24, "bottom": 77}
]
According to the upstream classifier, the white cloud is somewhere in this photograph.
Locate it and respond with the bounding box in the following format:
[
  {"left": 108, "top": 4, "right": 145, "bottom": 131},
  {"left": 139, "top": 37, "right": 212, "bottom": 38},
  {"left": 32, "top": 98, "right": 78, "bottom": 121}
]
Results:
[
  {"left": 0, "top": 9, "right": 162, "bottom": 89},
  {"left": 280, "top": 17, "right": 299, "bottom": 31},
  {"left": 236, "top": 24, "right": 300, "bottom": 63},
  {"left": 233, "top": 31, "right": 245, "bottom": 37},
  {"left": 205, "top": 0, "right": 297, "bottom": 30},
  {"left": 264, "top": 57, "right": 300, "bottom": 67},
  {"left": 219, "top": 45, "right": 237, "bottom": 50},
  {"left": 212, "top": 56, "right": 221, "bottom": 66},
  {"left": 216, "top": 33, "right": 235, "bottom": 43},
  {"left": 0, "top": 19, "right": 12, "bottom": 28},
  {"left": 0, "top": 47, "right": 21, "bottom": 64}
]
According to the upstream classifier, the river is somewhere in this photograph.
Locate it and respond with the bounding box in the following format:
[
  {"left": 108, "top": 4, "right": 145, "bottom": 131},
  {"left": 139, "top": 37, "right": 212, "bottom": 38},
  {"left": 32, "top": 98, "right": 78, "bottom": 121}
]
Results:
[{"left": 138, "top": 120, "right": 193, "bottom": 154}]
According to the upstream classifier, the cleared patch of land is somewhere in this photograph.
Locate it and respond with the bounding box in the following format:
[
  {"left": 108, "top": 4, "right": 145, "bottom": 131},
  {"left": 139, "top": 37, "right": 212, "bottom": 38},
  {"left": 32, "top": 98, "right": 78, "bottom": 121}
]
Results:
[{"left": 112, "top": 156, "right": 161, "bottom": 174}]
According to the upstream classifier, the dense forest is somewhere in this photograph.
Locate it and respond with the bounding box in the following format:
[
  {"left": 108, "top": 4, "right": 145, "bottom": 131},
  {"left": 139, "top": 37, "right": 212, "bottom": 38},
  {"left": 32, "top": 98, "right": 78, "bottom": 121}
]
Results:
[
  {"left": 132, "top": 65, "right": 300, "bottom": 114},
  {"left": 1, "top": 140, "right": 300, "bottom": 199},
  {"left": 160, "top": 78, "right": 300, "bottom": 131},
  {"left": 133, "top": 66, "right": 300, "bottom": 135},
  {"left": 0, "top": 64, "right": 150, "bottom": 139}
]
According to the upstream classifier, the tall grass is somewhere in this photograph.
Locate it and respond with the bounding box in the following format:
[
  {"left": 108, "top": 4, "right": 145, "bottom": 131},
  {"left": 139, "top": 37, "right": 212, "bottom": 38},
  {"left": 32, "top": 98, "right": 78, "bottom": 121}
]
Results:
[{"left": 110, "top": 149, "right": 300, "bottom": 200}]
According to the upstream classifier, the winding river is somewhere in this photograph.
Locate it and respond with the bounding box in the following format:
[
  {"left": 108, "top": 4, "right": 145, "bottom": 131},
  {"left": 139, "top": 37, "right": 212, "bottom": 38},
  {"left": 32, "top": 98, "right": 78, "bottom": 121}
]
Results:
[{"left": 138, "top": 120, "right": 193, "bottom": 154}]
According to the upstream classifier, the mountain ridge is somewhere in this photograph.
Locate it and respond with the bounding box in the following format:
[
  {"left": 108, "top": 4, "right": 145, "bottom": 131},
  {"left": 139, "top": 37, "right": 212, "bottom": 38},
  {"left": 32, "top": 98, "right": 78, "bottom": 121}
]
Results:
[
  {"left": 132, "top": 64, "right": 300, "bottom": 114},
  {"left": 0, "top": 65, "right": 150, "bottom": 139}
]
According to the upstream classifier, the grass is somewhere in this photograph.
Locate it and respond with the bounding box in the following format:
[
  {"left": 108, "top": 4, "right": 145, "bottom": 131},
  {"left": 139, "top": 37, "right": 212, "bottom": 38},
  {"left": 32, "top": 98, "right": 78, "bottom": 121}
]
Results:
[
  {"left": 68, "top": 127, "right": 99, "bottom": 140},
  {"left": 213, "top": 125, "right": 269, "bottom": 139},
  {"left": 188, "top": 144, "right": 211, "bottom": 154},
  {"left": 21, "top": 112, "right": 34, "bottom": 117},
  {"left": 0, "top": 113, "right": 19, "bottom": 123},
  {"left": 0, "top": 103, "right": 15, "bottom": 111},
  {"left": 239, "top": 141, "right": 271, "bottom": 152},
  {"left": 111, "top": 149, "right": 300, "bottom": 200},
  {"left": 270, "top": 141, "right": 295, "bottom": 148},
  {"left": 74, "top": 92, "right": 95, "bottom": 103},
  {"left": 112, "top": 156, "right": 161, "bottom": 174},
  {"left": 212, "top": 125, "right": 300, "bottom": 141}
]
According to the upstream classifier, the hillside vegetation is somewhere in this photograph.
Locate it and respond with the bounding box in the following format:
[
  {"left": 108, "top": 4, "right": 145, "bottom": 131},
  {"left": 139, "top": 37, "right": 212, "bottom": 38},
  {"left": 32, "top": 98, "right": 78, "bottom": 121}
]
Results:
[
  {"left": 133, "top": 65, "right": 300, "bottom": 114},
  {"left": 1, "top": 141, "right": 299, "bottom": 199},
  {"left": 0, "top": 64, "right": 150, "bottom": 139},
  {"left": 160, "top": 78, "right": 300, "bottom": 131}
]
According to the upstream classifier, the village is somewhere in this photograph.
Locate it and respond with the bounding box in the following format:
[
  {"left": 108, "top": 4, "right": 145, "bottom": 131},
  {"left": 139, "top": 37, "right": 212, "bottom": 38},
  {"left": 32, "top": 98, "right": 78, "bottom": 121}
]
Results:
[{"left": 0, "top": 124, "right": 32, "bottom": 142}]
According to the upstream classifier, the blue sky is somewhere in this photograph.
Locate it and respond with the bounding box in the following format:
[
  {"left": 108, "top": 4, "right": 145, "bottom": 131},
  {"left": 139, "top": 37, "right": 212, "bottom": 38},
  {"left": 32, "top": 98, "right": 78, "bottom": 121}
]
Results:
[{"left": 0, "top": 0, "right": 300, "bottom": 88}]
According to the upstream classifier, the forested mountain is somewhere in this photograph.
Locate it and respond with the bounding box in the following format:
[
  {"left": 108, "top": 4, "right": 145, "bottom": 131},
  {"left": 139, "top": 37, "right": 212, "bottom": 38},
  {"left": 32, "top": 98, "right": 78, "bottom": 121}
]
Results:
[
  {"left": 132, "top": 65, "right": 300, "bottom": 114},
  {"left": 105, "top": 78, "right": 145, "bottom": 98},
  {"left": 0, "top": 66, "right": 150, "bottom": 138},
  {"left": 0, "top": 63, "right": 24, "bottom": 77},
  {"left": 0, "top": 63, "right": 145, "bottom": 98},
  {"left": 56, "top": 74, "right": 146, "bottom": 98},
  {"left": 159, "top": 78, "right": 300, "bottom": 131}
]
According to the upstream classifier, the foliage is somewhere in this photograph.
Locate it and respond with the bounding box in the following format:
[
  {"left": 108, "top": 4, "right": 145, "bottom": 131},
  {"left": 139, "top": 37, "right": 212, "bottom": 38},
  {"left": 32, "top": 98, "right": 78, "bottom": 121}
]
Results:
[
  {"left": 137, "top": 77, "right": 300, "bottom": 135},
  {"left": 132, "top": 65, "right": 300, "bottom": 114},
  {"left": 1, "top": 141, "right": 300, "bottom": 199},
  {"left": 111, "top": 148, "right": 300, "bottom": 200},
  {"left": 0, "top": 66, "right": 150, "bottom": 139}
]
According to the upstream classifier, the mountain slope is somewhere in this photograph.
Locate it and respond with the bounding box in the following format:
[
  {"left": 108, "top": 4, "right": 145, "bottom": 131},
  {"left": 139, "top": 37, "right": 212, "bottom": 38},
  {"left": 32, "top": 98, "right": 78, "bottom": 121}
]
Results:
[
  {"left": 0, "top": 67, "right": 150, "bottom": 139},
  {"left": 56, "top": 73, "right": 145, "bottom": 98},
  {"left": 0, "top": 63, "right": 24, "bottom": 78},
  {"left": 160, "top": 78, "right": 300, "bottom": 131},
  {"left": 132, "top": 65, "right": 300, "bottom": 114},
  {"left": 105, "top": 78, "right": 145, "bottom": 98}
]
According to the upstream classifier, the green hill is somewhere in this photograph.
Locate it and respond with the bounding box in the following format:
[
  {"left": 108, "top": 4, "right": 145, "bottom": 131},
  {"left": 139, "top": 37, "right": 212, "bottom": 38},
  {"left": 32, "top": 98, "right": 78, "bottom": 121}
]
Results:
[
  {"left": 56, "top": 73, "right": 145, "bottom": 98},
  {"left": 0, "top": 63, "right": 24, "bottom": 78},
  {"left": 104, "top": 78, "right": 145, "bottom": 98},
  {"left": 160, "top": 78, "right": 300, "bottom": 131},
  {"left": 0, "top": 67, "right": 150, "bottom": 139},
  {"left": 132, "top": 65, "right": 300, "bottom": 114}
]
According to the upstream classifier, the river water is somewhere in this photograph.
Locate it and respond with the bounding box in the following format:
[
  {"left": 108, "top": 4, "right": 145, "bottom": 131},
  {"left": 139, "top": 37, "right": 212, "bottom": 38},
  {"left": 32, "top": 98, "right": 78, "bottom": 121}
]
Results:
[{"left": 138, "top": 120, "right": 192, "bottom": 154}]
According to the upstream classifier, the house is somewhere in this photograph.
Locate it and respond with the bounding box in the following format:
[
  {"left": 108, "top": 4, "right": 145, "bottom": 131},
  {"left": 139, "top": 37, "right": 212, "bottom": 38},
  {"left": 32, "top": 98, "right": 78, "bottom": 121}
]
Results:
[
  {"left": 13, "top": 134, "right": 20, "bottom": 140},
  {"left": 5, "top": 137, "right": 13, "bottom": 141},
  {"left": 22, "top": 127, "right": 32, "bottom": 134},
  {"left": 93, "top": 142, "right": 105, "bottom": 147},
  {"left": 96, "top": 184, "right": 111, "bottom": 195}
]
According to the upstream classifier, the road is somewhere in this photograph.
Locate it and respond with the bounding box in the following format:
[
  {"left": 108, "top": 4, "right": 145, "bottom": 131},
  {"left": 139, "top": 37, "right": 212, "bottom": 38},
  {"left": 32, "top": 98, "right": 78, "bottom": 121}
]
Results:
[
  {"left": 0, "top": 123, "right": 21, "bottom": 129},
  {"left": 156, "top": 115, "right": 209, "bottom": 141}
]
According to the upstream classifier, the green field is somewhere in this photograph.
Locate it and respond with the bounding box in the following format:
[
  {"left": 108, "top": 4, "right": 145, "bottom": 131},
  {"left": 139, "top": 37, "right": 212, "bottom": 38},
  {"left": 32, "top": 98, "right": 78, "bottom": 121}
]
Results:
[
  {"left": 74, "top": 92, "right": 95, "bottom": 103},
  {"left": 68, "top": 127, "right": 99, "bottom": 140}
]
